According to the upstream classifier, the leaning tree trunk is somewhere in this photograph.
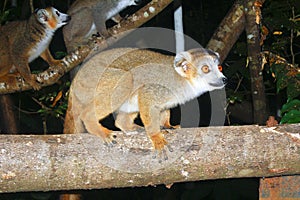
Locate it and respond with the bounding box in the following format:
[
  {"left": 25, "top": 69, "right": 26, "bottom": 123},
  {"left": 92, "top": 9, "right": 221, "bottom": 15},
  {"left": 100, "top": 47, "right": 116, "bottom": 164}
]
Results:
[
  {"left": 244, "top": 0, "right": 267, "bottom": 124},
  {"left": 206, "top": 0, "right": 246, "bottom": 63}
]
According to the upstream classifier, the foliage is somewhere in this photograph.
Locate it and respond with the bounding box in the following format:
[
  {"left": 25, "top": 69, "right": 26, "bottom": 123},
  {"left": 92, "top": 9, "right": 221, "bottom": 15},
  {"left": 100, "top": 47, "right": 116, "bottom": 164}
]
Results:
[
  {"left": 263, "top": 0, "right": 300, "bottom": 124},
  {"left": 35, "top": 82, "right": 69, "bottom": 120},
  {"left": 269, "top": 61, "right": 300, "bottom": 124},
  {"left": 0, "top": 8, "right": 12, "bottom": 24},
  {"left": 280, "top": 99, "right": 300, "bottom": 123},
  {"left": 226, "top": 0, "right": 300, "bottom": 124},
  {"left": 263, "top": 0, "right": 300, "bottom": 57},
  {"left": 29, "top": 79, "right": 70, "bottom": 134}
]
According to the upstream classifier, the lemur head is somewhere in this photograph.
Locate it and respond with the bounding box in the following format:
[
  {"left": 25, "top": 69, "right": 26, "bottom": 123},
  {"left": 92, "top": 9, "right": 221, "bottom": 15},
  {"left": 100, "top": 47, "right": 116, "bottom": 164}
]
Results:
[
  {"left": 174, "top": 48, "right": 227, "bottom": 92},
  {"left": 35, "top": 7, "right": 71, "bottom": 30}
]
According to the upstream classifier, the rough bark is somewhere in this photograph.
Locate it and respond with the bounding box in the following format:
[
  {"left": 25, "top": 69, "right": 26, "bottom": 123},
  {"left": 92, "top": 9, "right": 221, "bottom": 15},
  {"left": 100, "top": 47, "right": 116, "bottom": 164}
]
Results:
[
  {"left": 206, "top": 0, "right": 246, "bottom": 63},
  {"left": 0, "top": 0, "right": 173, "bottom": 94},
  {"left": 244, "top": 0, "right": 267, "bottom": 124},
  {"left": 206, "top": 0, "right": 265, "bottom": 64},
  {"left": 0, "top": 124, "right": 299, "bottom": 193}
]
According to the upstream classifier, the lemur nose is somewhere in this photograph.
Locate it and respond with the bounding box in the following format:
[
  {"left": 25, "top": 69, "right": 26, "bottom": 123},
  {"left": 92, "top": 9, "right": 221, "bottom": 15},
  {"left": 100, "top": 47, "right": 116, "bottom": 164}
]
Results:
[
  {"left": 134, "top": 0, "right": 142, "bottom": 4},
  {"left": 222, "top": 77, "right": 227, "bottom": 85}
]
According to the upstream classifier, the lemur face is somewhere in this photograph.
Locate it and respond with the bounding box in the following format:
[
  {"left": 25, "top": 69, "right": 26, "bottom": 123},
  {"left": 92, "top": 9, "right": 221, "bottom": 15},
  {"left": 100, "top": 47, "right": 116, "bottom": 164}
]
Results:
[
  {"left": 174, "top": 48, "right": 227, "bottom": 92},
  {"left": 36, "top": 7, "right": 71, "bottom": 30}
]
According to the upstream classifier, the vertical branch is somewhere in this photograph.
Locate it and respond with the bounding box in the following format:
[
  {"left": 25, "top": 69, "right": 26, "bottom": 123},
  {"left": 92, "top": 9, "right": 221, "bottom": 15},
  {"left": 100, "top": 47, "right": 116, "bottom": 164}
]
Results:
[
  {"left": 29, "top": 0, "right": 34, "bottom": 13},
  {"left": 290, "top": 6, "right": 295, "bottom": 65},
  {"left": 3, "top": 0, "right": 8, "bottom": 12},
  {"left": 244, "top": 0, "right": 267, "bottom": 124}
]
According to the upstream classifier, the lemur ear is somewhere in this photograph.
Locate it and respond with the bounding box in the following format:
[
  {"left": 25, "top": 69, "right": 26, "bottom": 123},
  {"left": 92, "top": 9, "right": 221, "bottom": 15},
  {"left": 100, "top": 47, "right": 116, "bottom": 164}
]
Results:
[
  {"left": 36, "top": 9, "right": 49, "bottom": 23},
  {"left": 174, "top": 51, "right": 195, "bottom": 78}
]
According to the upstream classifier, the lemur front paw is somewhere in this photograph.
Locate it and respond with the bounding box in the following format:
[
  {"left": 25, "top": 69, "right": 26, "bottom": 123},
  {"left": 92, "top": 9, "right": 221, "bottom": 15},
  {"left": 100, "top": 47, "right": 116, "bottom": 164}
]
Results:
[
  {"left": 89, "top": 126, "right": 117, "bottom": 146},
  {"left": 150, "top": 132, "right": 167, "bottom": 150},
  {"left": 150, "top": 131, "right": 173, "bottom": 161},
  {"left": 28, "top": 75, "right": 42, "bottom": 90},
  {"left": 100, "top": 130, "right": 117, "bottom": 146}
]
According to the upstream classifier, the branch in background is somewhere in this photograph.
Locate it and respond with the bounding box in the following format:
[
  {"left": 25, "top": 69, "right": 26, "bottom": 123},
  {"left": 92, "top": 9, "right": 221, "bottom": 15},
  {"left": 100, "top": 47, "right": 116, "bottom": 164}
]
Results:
[
  {"left": 261, "top": 51, "right": 300, "bottom": 74},
  {"left": 206, "top": 0, "right": 266, "bottom": 63},
  {"left": 0, "top": 0, "right": 173, "bottom": 94},
  {"left": 206, "top": 0, "right": 245, "bottom": 63},
  {"left": 0, "top": 48, "right": 91, "bottom": 94},
  {"left": 290, "top": 6, "right": 295, "bottom": 65},
  {"left": 244, "top": 0, "right": 267, "bottom": 124},
  {"left": 29, "top": 0, "right": 34, "bottom": 13}
]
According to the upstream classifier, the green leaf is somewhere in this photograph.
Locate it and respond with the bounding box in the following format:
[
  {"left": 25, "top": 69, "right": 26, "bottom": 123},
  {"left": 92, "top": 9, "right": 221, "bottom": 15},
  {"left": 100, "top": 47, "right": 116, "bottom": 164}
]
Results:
[
  {"left": 287, "top": 81, "right": 300, "bottom": 99},
  {"left": 281, "top": 99, "right": 300, "bottom": 115},
  {"left": 280, "top": 110, "right": 300, "bottom": 124},
  {"left": 0, "top": 9, "right": 14, "bottom": 24},
  {"left": 276, "top": 75, "right": 289, "bottom": 92},
  {"left": 55, "top": 51, "right": 67, "bottom": 59},
  {"left": 37, "top": 109, "right": 46, "bottom": 114},
  {"left": 227, "top": 94, "right": 243, "bottom": 104}
]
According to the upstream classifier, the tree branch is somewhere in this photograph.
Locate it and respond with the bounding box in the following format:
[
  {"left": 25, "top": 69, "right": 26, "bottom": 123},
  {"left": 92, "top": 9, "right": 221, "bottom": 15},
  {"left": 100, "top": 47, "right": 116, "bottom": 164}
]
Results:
[
  {"left": 206, "top": 0, "right": 265, "bottom": 63},
  {"left": 244, "top": 0, "right": 267, "bottom": 124},
  {"left": 0, "top": 0, "right": 173, "bottom": 94},
  {"left": 0, "top": 124, "right": 299, "bottom": 193},
  {"left": 0, "top": 48, "right": 90, "bottom": 94},
  {"left": 206, "top": 0, "right": 245, "bottom": 63}
]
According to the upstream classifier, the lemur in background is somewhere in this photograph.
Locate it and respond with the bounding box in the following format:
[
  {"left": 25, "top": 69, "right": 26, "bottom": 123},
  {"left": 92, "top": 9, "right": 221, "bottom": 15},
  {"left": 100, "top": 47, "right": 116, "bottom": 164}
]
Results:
[
  {"left": 0, "top": 7, "right": 71, "bottom": 90},
  {"left": 63, "top": 0, "right": 141, "bottom": 52}
]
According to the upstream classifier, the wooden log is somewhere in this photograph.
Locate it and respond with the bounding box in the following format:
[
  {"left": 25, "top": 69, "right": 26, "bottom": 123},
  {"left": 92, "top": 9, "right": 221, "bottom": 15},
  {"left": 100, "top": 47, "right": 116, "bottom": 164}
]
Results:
[{"left": 0, "top": 124, "right": 299, "bottom": 193}]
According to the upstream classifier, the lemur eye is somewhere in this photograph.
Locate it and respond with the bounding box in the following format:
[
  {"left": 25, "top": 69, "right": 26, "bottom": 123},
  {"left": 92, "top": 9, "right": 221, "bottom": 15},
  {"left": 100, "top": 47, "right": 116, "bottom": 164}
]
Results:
[
  {"left": 201, "top": 65, "right": 210, "bottom": 73},
  {"left": 218, "top": 65, "right": 223, "bottom": 72},
  {"left": 55, "top": 11, "right": 60, "bottom": 16}
]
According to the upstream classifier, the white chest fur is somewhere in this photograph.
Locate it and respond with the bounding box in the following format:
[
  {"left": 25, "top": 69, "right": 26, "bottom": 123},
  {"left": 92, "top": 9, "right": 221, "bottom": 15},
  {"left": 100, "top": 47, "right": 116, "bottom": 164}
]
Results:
[
  {"left": 107, "top": 1, "right": 132, "bottom": 20},
  {"left": 28, "top": 29, "right": 54, "bottom": 62}
]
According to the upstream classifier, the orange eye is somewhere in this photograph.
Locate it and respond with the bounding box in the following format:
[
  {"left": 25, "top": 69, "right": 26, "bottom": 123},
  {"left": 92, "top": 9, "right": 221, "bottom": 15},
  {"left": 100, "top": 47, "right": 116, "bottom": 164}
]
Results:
[
  {"left": 201, "top": 65, "right": 210, "bottom": 73},
  {"left": 218, "top": 65, "right": 223, "bottom": 72}
]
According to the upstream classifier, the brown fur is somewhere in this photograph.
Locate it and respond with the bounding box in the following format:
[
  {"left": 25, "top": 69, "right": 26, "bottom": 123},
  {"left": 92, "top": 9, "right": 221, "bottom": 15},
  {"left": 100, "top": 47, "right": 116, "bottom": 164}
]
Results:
[
  {"left": 0, "top": 7, "right": 70, "bottom": 90},
  {"left": 63, "top": 0, "right": 138, "bottom": 52}
]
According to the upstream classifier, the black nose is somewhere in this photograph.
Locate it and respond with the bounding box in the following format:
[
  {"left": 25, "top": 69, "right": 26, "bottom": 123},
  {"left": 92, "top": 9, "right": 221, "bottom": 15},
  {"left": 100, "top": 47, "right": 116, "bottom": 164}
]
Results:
[
  {"left": 134, "top": 0, "right": 142, "bottom": 4},
  {"left": 222, "top": 77, "right": 227, "bottom": 85}
]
